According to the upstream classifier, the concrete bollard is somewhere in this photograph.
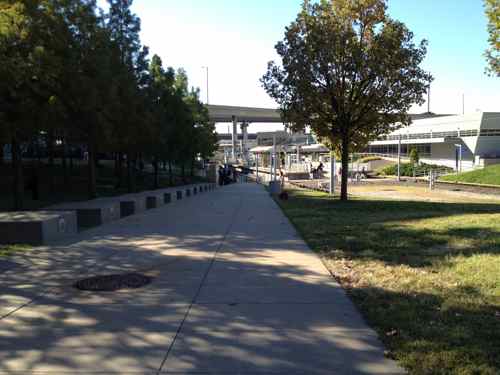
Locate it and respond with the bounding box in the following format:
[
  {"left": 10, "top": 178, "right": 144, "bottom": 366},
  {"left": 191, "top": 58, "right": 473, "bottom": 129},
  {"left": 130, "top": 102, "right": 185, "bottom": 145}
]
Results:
[
  {"left": 48, "top": 200, "right": 120, "bottom": 229},
  {"left": 0, "top": 211, "right": 77, "bottom": 245}
]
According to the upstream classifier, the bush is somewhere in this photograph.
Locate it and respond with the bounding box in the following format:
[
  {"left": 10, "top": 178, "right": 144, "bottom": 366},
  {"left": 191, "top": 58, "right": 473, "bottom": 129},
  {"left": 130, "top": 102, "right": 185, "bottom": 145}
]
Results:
[{"left": 380, "top": 162, "right": 453, "bottom": 177}]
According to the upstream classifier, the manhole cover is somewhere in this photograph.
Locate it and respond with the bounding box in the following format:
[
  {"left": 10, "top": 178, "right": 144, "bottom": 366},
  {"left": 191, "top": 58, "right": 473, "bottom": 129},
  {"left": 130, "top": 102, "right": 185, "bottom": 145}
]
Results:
[{"left": 74, "top": 273, "right": 152, "bottom": 292}]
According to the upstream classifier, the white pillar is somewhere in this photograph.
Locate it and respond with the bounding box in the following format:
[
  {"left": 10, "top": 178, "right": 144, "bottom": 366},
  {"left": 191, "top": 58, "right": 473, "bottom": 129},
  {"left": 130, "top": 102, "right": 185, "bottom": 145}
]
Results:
[
  {"left": 459, "top": 145, "right": 462, "bottom": 172},
  {"left": 232, "top": 116, "right": 238, "bottom": 161},
  {"left": 241, "top": 122, "right": 249, "bottom": 164}
]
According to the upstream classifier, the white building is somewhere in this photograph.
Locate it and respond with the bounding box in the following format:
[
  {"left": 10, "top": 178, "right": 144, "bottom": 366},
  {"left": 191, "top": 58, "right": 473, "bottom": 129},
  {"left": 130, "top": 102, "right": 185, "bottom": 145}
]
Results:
[{"left": 368, "top": 112, "right": 500, "bottom": 170}]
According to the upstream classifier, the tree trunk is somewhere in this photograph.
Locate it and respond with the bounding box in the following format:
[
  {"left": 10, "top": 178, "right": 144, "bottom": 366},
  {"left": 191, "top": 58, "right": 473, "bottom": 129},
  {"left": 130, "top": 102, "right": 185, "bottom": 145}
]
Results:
[
  {"left": 168, "top": 160, "right": 173, "bottom": 186},
  {"left": 153, "top": 156, "right": 159, "bottom": 189},
  {"left": 47, "top": 132, "right": 54, "bottom": 166},
  {"left": 47, "top": 131, "right": 55, "bottom": 193},
  {"left": 115, "top": 152, "right": 123, "bottom": 189},
  {"left": 12, "top": 137, "right": 24, "bottom": 210},
  {"left": 181, "top": 163, "right": 186, "bottom": 184},
  {"left": 88, "top": 142, "right": 97, "bottom": 199},
  {"left": 126, "top": 154, "right": 132, "bottom": 193},
  {"left": 340, "top": 134, "right": 349, "bottom": 201},
  {"left": 69, "top": 148, "right": 74, "bottom": 171},
  {"left": 29, "top": 162, "right": 39, "bottom": 201},
  {"left": 0, "top": 142, "right": 5, "bottom": 165},
  {"left": 62, "top": 138, "right": 70, "bottom": 189}
]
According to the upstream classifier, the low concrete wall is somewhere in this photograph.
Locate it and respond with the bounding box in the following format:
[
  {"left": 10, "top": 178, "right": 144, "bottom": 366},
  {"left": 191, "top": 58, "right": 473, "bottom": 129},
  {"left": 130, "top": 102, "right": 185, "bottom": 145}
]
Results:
[
  {"left": 136, "top": 191, "right": 166, "bottom": 210},
  {"left": 0, "top": 211, "right": 77, "bottom": 245},
  {"left": 0, "top": 183, "right": 218, "bottom": 245},
  {"left": 48, "top": 200, "right": 120, "bottom": 229}
]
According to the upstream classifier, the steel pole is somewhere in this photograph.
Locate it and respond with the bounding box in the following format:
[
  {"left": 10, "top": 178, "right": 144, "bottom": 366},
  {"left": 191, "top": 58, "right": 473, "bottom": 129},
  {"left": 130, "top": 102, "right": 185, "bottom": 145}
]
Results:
[
  {"left": 397, "top": 135, "right": 401, "bottom": 181},
  {"left": 256, "top": 153, "right": 259, "bottom": 183},
  {"left": 272, "top": 133, "right": 276, "bottom": 182},
  {"left": 329, "top": 151, "right": 335, "bottom": 196}
]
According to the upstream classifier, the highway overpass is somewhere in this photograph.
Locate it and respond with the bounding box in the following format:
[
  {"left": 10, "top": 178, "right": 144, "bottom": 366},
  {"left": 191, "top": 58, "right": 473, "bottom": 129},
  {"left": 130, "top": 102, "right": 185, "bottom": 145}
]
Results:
[{"left": 207, "top": 105, "right": 282, "bottom": 123}]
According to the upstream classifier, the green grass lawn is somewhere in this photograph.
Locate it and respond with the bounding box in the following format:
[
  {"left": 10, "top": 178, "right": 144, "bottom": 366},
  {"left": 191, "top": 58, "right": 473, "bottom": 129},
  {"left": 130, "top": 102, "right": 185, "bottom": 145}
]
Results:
[
  {"left": 0, "top": 245, "right": 31, "bottom": 258},
  {"left": 440, "top": 164, "right": 500, "bottom": 186},
  {"left": 277, "top": 188, "right": 500, "bottom": 374}
]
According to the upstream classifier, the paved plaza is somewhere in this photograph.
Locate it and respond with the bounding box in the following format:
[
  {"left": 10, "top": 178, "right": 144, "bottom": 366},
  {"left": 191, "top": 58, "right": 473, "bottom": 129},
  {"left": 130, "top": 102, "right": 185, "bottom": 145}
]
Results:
[{"left": 0, "top": 184, "right": 402, "bottom": 374}]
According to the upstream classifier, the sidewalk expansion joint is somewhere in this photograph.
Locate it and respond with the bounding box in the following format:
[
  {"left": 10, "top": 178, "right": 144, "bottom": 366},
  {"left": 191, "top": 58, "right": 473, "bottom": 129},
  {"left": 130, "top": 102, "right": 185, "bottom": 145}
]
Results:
[{"left": 156, "top": 195, "right": 244, "bottom": 374}]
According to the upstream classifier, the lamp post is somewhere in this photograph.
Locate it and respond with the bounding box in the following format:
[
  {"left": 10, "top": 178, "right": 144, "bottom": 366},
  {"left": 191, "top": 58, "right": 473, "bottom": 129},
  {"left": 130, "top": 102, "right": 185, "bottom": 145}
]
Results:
[
  {"left": 329, "top": 151, "right": 335, "bottom": 196},
  {"left": 397, "top": 134, "right": 401, "bottom": 182},
  {"left": 201, "top": 66, "right": 209, "bottom": 104}
]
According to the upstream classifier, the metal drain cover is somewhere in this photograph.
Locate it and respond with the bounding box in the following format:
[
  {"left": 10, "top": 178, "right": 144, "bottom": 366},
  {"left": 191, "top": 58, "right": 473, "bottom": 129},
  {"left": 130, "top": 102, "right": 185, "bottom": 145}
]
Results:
[{"left": 74, "top": 273, "right": 152, "bottom": 292}]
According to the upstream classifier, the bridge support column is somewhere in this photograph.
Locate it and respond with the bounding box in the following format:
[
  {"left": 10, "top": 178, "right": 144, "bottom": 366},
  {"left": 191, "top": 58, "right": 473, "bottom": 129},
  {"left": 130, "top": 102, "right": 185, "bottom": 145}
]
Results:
[
  {"left": 232, "top": 116, "right": 238, "bottom": 162},
  {"left": 241, "top": 122, "right": 249, "bottom": 164}
]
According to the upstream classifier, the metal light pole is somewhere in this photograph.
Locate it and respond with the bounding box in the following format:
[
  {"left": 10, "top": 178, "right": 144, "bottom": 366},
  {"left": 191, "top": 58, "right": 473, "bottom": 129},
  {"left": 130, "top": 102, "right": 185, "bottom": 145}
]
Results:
[
  {"left": 272, "top": 133, "right": 277, "bottom": 182},
  {"left": 256, "top": 153, "right": 259, "bottom": 183},
  {"left": 202, "top": 66, "right": 209, "bottom": 104},
  {"left": 329, "top": 151, "right": 335, "bottom": 196},
  {"left": 397, "top": 134, "right": 401, "bottom": 181}
]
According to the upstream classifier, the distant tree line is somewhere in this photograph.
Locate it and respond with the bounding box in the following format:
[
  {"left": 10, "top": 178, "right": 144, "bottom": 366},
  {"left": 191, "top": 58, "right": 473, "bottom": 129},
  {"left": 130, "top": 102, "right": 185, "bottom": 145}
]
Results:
[{"left": 0, "top": 0, "right": 217, "bottom": 210}]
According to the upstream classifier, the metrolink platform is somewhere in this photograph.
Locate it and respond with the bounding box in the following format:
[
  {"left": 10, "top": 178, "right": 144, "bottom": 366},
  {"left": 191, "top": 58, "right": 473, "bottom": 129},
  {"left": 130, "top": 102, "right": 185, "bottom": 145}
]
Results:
[{"left": 0, "top": 184, "right": 402, "bottom": 374}]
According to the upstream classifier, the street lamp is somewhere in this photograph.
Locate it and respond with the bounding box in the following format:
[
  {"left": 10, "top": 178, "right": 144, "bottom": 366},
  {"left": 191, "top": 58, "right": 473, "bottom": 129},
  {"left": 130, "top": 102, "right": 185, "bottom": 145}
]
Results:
[
  {"left": 454, "top": 144, "right": 462, "bottom": 173},
  {"left": 201, "top": 66, "right": 209, "bottom": 104}
]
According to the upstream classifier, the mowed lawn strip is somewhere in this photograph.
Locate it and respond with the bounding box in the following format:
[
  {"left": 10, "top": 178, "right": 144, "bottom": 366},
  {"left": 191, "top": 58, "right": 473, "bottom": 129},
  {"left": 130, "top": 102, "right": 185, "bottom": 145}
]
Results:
[
  {"left": 440, "top": 164, "right": 500, "bottom": 186},
  {"left": 276, "top": 188, "right": 500, "bottom": 375}
]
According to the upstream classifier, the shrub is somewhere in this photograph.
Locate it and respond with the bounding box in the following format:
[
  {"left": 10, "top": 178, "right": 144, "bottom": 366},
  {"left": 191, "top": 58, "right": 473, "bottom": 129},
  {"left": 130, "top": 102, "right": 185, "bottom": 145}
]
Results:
[
  {"left": 409, "top": 148, "right": 420, "bottom": 165},
  {"left": 380, "top": 162, "right": 453, "bottom": 177}
]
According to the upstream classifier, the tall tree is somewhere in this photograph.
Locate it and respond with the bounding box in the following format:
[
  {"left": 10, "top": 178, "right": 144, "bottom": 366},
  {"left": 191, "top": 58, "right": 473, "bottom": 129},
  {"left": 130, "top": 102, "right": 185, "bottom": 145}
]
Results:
[
  {"left": 53, "top": 0, "right": 116, "bottom": 198},
  {"left": 0, "top": 0, "right": 62, "bottom": 208},
  {"left": 106, "top": 0, "right": 149, "bottom": 193},
  {"left": 262, "top": 0, "right": 432, "bottom": 200},
  {"left": 485, "top": 0, "right": 499, "bottom": 76}
]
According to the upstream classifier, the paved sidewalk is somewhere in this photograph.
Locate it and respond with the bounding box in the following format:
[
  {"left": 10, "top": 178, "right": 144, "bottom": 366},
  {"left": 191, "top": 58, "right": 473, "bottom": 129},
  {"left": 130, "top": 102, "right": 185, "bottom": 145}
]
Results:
[{"left": 0, "top": 184, "right": 403, "bottom": 374}]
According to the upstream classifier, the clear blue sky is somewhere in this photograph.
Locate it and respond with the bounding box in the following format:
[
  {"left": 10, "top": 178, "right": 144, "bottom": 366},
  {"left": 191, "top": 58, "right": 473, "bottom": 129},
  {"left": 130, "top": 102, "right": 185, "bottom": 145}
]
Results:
[{"left": 98, "top": 0, "right": 498, "bottom": 132}]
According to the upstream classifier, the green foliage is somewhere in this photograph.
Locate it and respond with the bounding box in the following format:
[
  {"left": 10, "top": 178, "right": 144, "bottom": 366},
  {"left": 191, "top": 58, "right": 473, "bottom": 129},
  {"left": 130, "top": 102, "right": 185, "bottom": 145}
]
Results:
[
  {"left": 262, "top": 0, "right": 432, "bottom": 200},
  {"left": 409, "top": 147, "right": 420, "bottom": 165},
  {"left": 380, "top": 162, "right": 453, "bottom": 177},
  {"left": 440, "top": 163, "right": 500, "bottom": 185},
  {"left": 0, "top": 0, "right": 217, "bottom": 207},
  {"left": 0, "top": 244, "right": 31, "bottom": 258},
  {"left": 485, "top": 0, "right": 500, "bottom": 76}
]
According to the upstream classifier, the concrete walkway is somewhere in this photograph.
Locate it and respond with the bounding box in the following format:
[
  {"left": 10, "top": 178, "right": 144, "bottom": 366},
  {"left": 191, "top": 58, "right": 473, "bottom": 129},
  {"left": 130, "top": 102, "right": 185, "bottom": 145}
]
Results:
[{"left": 0, "top": 184, "right": 403, "bottom": 374}]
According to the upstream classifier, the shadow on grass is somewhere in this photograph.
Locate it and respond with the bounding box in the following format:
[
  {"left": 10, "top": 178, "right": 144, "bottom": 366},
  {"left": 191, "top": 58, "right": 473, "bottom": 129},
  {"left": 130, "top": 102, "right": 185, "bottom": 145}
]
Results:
[
  {"left": 349, "top": 285, "right": 500, "bottom": 374},
  {"left": 279, "top": 190, "right": 500, "bottom": 267}
]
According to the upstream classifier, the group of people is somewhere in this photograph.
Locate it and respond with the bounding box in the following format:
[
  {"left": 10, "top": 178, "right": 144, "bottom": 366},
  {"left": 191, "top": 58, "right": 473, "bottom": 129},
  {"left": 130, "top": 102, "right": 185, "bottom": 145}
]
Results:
[
  {"left": 218, "top": 165, "right": 237, "bottom": 186},
  {"left": 310, "top": 162, "right": 325, "bottom": 179}
]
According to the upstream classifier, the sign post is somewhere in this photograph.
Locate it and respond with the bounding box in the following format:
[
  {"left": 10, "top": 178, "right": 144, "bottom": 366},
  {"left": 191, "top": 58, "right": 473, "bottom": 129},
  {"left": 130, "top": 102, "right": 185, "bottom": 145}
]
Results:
[{"left": 329, "top": 151, "right": 335, "bottom": 196}]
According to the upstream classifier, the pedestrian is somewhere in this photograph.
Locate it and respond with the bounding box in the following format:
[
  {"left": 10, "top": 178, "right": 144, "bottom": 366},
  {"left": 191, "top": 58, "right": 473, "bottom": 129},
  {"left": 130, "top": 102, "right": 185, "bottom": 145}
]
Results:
[{"left": 218, "top": 166, "right": 224, "bottom": 186}]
